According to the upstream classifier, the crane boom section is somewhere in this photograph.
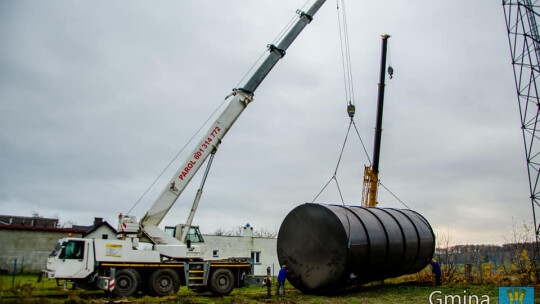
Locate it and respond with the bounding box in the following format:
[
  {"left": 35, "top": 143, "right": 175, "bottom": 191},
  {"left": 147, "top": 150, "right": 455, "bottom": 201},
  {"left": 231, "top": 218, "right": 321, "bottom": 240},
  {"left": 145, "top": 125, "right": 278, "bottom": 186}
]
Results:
[
  {"left": 242, "top": 0, "right": 326, "bottom": 94},
  {"left": 140, "top": 0, "right": 326, "bottom": 228},
  {"left": 140, "top": 92, "right": 252, "bottom": 227},
  {"left": 362, "top": 35, "right": 390, "bottom": 208}
]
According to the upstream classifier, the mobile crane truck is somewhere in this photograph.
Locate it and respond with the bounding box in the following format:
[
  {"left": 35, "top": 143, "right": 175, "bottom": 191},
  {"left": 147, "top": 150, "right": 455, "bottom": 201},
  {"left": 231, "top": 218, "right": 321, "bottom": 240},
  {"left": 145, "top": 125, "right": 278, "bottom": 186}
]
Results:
[{"left": 40, "top": 0, "right": 326, "bottom": 297}]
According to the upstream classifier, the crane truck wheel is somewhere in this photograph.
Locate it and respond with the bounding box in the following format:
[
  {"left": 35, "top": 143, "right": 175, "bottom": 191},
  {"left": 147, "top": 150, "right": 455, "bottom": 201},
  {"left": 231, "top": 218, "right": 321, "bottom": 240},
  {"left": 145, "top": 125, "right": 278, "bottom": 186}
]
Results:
[
  {"left": 209, "top": 268, "right": 234, "bottom": 296},
  {"left": 113, "top": 268, "right": 141, "bottom": 297},
  {"left": 147, "top": 268, "right": 181, "bottom": 297}
]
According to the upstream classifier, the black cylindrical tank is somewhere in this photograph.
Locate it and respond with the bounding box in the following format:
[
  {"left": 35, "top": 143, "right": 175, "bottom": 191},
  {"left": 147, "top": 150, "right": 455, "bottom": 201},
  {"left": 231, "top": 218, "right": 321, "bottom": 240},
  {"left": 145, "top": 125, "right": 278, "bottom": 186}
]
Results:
[{"left": 277, "top": 203, "right": 435, "bottom": 293}]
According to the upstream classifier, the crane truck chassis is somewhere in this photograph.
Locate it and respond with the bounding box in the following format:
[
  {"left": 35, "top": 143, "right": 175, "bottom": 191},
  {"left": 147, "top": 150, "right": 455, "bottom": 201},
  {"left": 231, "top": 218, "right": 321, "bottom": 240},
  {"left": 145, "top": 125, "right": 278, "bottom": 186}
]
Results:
[
  {"left": 41, "top": 237, "right": 259, "bottom": 296},
  {"left": 40, "top": 0, "right": 327, "bottom": 297}
]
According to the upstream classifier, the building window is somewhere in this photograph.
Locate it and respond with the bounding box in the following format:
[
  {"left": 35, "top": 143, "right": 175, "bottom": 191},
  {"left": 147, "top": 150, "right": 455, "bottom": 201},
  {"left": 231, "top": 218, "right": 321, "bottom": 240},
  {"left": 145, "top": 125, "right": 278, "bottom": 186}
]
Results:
[
  {"left": 213, "top": 250, "right": 219, "bottom": 257},
  {"left": 251, "top": 251, "right": 261, "bottom": 264},
  {"left": 102, "top": 234, "right": 108, "bottom": 239}
]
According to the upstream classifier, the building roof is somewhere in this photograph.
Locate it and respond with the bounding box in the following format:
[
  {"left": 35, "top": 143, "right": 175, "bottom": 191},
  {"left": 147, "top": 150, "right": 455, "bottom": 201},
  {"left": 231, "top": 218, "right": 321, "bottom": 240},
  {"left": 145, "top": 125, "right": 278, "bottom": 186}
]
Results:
[
  {"left": 0, "top": 224, "right": 86, "bottom": 233},
  {"left": 0, "top": 215, "right": 58, "bottom": 228},
  {"left": 0, "top": 216, "right": 115, "bottom": 235},
  {"left": 82, "top": 220, "right": 117, "bottom": 237}
]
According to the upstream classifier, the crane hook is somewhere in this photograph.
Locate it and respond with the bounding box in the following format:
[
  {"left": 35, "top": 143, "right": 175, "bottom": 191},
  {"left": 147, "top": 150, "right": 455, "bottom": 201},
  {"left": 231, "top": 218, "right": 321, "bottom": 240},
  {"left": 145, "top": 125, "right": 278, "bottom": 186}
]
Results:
[
  {"left": 347, "top": 102, "right": 355, "bottom": 118},
  {"left": 388, "top": 66, "right": 394, "bottom": 79}
]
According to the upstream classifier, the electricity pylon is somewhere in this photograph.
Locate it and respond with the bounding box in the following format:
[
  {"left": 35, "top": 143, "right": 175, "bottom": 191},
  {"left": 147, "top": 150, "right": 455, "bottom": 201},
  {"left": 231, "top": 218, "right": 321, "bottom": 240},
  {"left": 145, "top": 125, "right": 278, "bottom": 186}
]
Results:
[{"left": 503, "top": 0, "right": 540, "bottom": 276}]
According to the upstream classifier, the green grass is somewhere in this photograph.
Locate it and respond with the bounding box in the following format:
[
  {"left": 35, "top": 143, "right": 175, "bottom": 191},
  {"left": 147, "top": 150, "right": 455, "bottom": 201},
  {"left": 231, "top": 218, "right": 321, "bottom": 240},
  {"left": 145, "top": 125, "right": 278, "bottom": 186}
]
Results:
[
  {"left": 1, "top": 275, "right": 538, "bottom": 304},
  {"left": 0, "top": 274, "right": 101, "bottom": 303}
]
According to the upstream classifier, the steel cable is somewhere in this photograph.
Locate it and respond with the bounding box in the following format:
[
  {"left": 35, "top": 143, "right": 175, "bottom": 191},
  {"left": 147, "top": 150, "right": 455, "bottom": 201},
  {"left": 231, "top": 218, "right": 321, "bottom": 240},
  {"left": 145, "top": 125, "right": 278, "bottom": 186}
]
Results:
[
  {"left": 127, "top": 97, "right": 229, "bottom": 214},
  {"left": 379, "top": 182, "right": 411, "bottom": 210},
  {"left": 311, "top": 121, "right": 352, "bottom": 203}
]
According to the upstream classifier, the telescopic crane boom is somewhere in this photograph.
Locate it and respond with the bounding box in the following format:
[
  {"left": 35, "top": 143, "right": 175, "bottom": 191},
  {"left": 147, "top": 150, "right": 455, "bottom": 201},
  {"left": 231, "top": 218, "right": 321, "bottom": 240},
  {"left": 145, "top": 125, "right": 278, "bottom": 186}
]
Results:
[
  {"left": 119, "top": 0, "right": 327, "bottom": 254},
  {"left": 362, "top": 35, "right": 390, "bottom": 207}
]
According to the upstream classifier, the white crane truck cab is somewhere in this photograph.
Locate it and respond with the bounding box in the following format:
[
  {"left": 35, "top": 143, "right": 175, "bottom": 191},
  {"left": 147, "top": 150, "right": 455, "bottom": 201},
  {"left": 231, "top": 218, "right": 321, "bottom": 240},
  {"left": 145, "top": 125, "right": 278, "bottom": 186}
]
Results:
[
  {"left": 43, "top": 237, "right": 161, "bottom": 280},
  {"left": 44, "top": 238, "right": 94, "bottom": 280}
]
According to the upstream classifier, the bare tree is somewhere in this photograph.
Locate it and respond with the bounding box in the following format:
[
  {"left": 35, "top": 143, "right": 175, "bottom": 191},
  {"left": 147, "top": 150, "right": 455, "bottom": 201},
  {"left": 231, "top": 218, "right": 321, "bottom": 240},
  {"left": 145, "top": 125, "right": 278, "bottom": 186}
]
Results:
[
  {"left": 227, "top": 226, "right": 243, "bottom": 236},
  {"left": 213, "top": 228, "right": 226, "bottom": 236},
  {"left": 212, "top": 226, "right": 243, "bottom": 236},
  {"left": 212, "top": 226, "right": 278, "bottom": 238},
  {"left": 62, "top": 219, "right": 76, "bottom": 228},
  {"left": 434, "top": 228, "right": 459, "bottom": 283},
  {"left": 504, "top": 218, "right": 533, "bottom": 246},
  {"left": 502, "top": 218, "right": 536, "bottom": 284},
  {"left": 253, "top": 228, "right": 278, "bottom": 238}
]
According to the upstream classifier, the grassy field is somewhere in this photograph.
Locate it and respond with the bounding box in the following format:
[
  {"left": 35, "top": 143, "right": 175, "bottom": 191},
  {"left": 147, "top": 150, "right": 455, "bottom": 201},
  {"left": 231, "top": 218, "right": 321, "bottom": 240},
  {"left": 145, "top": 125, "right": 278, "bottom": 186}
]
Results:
[{"left": 0, "top": 274, "right": 538, "bottom": 304}]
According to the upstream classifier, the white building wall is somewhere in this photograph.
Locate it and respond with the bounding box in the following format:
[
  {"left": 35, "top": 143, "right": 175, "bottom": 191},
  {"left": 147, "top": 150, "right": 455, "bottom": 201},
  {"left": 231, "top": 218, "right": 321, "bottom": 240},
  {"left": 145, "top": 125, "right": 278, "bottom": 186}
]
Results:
[
  {"left": 201, "top": 226, "right": 279, "bottom": 276},
  {"left": 84, "top": 225, "right": 118, "bottom": 240},
  {"left": 252, "top": 236, "right": 280, "bottom": 276}
]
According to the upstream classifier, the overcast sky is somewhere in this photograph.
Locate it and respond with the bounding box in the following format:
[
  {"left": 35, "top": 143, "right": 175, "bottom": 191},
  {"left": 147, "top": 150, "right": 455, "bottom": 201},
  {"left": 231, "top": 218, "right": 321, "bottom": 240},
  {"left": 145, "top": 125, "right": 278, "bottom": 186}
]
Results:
[{"left": 0, "top": 0, "right": 530, "bottom": 245}]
